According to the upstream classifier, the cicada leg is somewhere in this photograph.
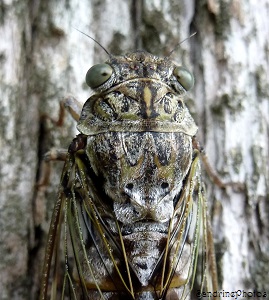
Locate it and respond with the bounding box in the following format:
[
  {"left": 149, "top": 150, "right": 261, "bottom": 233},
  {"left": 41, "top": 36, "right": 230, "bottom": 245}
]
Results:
[
  {"left": 36, "top": 96, "right": 84, "bottom": 300},
  {"left": 192, "top": 136, "right": 245, "bottom": 191},
  {"left": 41, "top": 94, "right": 83, "bottom": 126},
  {"left": 35, "top": 96, "right": 83, "bottom": 226},
  {"left": 36, "top": 95, "right": 83, "bottom": 187}
]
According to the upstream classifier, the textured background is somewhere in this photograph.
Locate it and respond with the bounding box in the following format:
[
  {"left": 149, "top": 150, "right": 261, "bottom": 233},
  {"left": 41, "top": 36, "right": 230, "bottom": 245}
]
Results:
[{"left": 0, "top": 0, "right": 268, "bottom": 299}]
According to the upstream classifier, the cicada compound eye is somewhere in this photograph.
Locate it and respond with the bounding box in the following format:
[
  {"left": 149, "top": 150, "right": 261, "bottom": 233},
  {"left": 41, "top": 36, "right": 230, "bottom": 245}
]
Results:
[
  {"left": 85, "top": 63, "right": 113, "bottom": 88},
  {"left": 173, "top": 66, "right": 194, "bottom": 91}
]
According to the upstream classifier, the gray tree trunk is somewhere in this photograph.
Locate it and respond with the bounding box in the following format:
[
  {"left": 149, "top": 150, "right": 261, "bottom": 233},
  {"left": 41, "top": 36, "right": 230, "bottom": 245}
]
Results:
[{"left": 0, "top": 0, "right": 268, "bottom": 299}]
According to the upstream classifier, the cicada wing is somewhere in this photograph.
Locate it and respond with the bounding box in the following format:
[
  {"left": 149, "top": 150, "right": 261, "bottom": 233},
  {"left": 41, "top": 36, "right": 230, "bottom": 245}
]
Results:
[
  {"left": 201, "top": 213, "right": 219, "bottom": 299},
  {"left": 63, "top": 149, "right": 137, "bottom": 299},
  {"left": 39, "top": 150, "right": 78, "bottom": 300},
  {"left": 39, "top": 194, "right": 64, "bottom": 300},
  {"left": 157, "top": 151, "right": 218, "bottom": 300}
]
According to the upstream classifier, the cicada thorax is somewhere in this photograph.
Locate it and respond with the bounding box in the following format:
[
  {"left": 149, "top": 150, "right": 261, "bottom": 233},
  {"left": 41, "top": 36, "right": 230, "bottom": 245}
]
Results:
[{"left": 64, "top": 51, "right": 202, "bottom": 300}]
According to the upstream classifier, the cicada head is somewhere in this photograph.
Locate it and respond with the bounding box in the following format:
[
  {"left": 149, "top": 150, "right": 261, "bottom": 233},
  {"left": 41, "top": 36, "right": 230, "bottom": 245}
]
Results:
[{"left": 77, "top": 51, "right": 197, "bottom": 136}]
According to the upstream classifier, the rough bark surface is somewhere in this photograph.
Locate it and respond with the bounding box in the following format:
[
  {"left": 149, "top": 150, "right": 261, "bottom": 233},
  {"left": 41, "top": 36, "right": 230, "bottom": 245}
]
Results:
[{"left": 0, "top": 0, "right": 268, "bottom": 299}]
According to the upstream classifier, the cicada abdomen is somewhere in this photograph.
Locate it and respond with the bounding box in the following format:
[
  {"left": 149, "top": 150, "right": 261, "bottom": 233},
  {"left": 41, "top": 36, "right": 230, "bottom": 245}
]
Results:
[{"left": 40, "top": 50, "right": 217, "bottom": 300}]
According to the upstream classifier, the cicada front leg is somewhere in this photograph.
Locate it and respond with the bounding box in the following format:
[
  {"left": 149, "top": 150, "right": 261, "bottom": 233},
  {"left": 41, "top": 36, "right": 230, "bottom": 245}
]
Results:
[
  {"left": 35, "top": 96, "right": 85, "bottom": 300},
  {"left": 35, "top": 96, "right": 83, "bottom": 224}
]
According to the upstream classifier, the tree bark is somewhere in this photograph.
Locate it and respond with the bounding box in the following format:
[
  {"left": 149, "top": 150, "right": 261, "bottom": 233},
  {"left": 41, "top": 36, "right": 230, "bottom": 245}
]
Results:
[{"left": 0, "top": 0, "right": 268, "bottom": 299}]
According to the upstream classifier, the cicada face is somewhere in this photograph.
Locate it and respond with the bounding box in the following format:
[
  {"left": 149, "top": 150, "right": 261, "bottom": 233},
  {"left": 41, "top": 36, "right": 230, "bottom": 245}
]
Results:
[{"left": 40, "top": 51, "right": 215, "bottom": 300}]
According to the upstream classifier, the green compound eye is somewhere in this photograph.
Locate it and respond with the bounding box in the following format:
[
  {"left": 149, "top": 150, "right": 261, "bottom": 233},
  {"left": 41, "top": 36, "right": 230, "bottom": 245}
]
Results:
[
  {"left": 173, "top": 66, "right": 194, "bottom": 91},
  {"left": 85, "top": 63, "right": 113, "bottom": 88}
]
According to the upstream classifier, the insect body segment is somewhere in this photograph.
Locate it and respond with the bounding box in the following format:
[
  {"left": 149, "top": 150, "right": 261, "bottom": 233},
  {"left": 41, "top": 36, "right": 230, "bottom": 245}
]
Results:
[
  {"left": 78, "top": 51, "right": 197, "bottom": 135},
  {"left": 40, "top": 50, "right": 215, "bottom": 300}
]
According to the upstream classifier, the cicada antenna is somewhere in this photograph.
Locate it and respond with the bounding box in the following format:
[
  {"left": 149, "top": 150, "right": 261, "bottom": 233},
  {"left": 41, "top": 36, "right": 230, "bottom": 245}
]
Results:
[
  {"left": 165, "top": 32, "right": 197, "bottom": 59},
  {"left": 74, "top": 28, "right": 113, "bottom": 58}
]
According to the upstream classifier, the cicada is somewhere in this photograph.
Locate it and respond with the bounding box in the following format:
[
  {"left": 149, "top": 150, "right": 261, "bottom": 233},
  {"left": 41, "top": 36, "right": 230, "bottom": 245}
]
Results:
[{"left": 39, "top": 47, "right": 218, "bottom": 300}]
